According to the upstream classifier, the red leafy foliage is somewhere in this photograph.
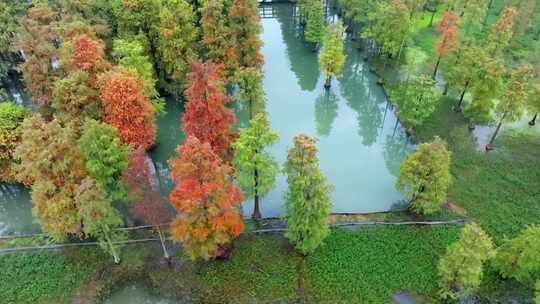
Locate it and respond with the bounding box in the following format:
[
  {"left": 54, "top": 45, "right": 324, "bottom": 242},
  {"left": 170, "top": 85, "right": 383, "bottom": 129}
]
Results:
[
  {"left": 435, "top": 12, "right": 459, "bottom": 57},
  {"left": 168, "top": 136, "right": 244, "bottom": 260},
  {"left": 100, "top": 69, "right": 156, "bottom": 150},
  {"left": 182, "top": 61, "right": 236, "bottom": 158},
  {"left": 71, "top": 35, "right": 105, "bottom": 72},
  {"left": 123, "top": 148, "right": 169, "bottom": 226}
]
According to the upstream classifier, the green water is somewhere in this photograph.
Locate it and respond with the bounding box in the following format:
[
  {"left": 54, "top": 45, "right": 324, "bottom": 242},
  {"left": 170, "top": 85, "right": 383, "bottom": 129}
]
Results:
[{"left": 0, "top": 3, "right": 412, "bottom": 236}]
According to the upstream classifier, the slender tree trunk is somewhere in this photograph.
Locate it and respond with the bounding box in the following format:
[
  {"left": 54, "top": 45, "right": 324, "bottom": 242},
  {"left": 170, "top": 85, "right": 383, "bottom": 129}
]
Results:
[
  {"left": 443, "top": 83, "right": 449, "bottom": 95},
  {"left": 529, "top": 113, "right": 537, "bottom": 126},
  {"left": 157, "top": 227, "right": 170, "bottom": 260},
  {"left": 433, "top": 55, "right": 441, "bottom": 79},
  {"left": 105, "top": 232, "right": 121, "bottom": 264},
  {"left": 397, "top": 36, "right": 406, "bottom": 62},
  {"left": 252, "top": 168, "right": 261, "bottom": 220},
  {"left": 429, "top": 9, "right": 436, "bottom": 27},
  {"left": 456, "top": 80, "right": 470, "bottom": 111},
  {"left": 324, "top": 75, "right": 332, "bottom": 89},
  {"left": 488, "top": 112, "right": 507, "bottom": 148}
]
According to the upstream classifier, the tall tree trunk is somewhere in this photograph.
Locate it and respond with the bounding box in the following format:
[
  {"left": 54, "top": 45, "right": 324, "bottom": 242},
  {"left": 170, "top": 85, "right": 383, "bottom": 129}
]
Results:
[
  {"left": 456, "top": 80, "right": 470, "bottom": 111},
  {"left": 529, "top": 113, "right": 537, "bottom": 126},
  {"left": 157, "top": 227, "right": 170, "bottom": 260},
  {"left": 105, "top": 232, "right": 121, "bottom": 264},
  {"left": 429, "top": 9, "right": 437, "bottom": 27},
  {"left": 397, "top": 36, "right": 406, "bottom": 62},
  {"left": 488, "top": 112, "right": 507, "bottom": 148},
  {"left": 433, "top": 55, "right": 441, "bottom": 79},
  {"left": 252, "top": 168, "right": 261, "bottom": 220}
]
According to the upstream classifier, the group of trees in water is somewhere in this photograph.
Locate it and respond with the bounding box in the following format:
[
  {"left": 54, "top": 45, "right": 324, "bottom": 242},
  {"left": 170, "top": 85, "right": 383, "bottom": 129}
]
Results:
[{"left": 0, "top": 0, "right": 539, "bottom": 302}]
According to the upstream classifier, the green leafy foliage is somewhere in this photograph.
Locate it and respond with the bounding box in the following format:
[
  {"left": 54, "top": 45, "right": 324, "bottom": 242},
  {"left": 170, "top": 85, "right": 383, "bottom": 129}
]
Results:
[
  {"left": 235, "top": 67, "right": 266, "bottom": 118},
  {"left": 304, "top": 0, "right": 325, "bottom": 45},
  {"left": 364, "top": 0, "right": 410, "bottom": 58},
  {"left": 233, "top": 112, "right": 279, "bottom": 218},
  {"left": 438, "top": 223, "right": 494, "bottom": 300},
  {"left": 396, "top": 136, "right": 452, "bottom": 215},
  {"left": 319, "top": 20, "right": 345, "bottom": 87},
  {"left": 536, "top": 280, "right": 540, "bottom": 304},
  {"left": 113, "top": 38, "right": 165, "bottom": 115},
  {"left": 284, "top": 134, "right": 332, "bottom": 255},
  {"left": 79, "top": 119, "right": 129, "bottom": 202},
  {"left": 395, "top": 75, "right": 440, "bottom": 128},
  {"left": 0, "top": 101, "right": 28, "bottom": 182},
  {"left": 492, "top": 225, "right": 540, "bottom": 285}
]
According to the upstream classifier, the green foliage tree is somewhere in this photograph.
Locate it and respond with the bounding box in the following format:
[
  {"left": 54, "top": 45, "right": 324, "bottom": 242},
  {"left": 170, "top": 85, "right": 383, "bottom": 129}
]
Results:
[
  {"left": 284, "top": 134, "right": 332, "bottom": 255},
  {"left": 233, "top": 112, "right": 279, "bottom": 220},
  {"left": 488, "top": 64, "right": 534, "bottom": 148},
  {"left": 113, "top": 39, "right": 165, "bottom": 114},
  {"left": 492, "top": 225, "right": 540, "bottom": 285},
  {"left": 236, "top": 67, "right": 266, "bottom": 119},
  {"left": 438, "top": 223, "right": 494, "bottom": 300},
  {"left": 365, "top": 0, "right": 411, "bottom": 60},
  {"left": 229, "top": 0, "right": 264, "bottom": 71},
  {"left": 77, "top": 178, "right": 125, "bottom": 264},
  {"left": 486, "top": 6, "right": 518, "bottom": 57},
  {"left": 0, "top": 102, "right": 28, "bottom": 182},
  {"left": 402, "top": 47, "right": 427, "bottom": 83},
  {"left": 536, "top": 280, "right": 540, "bottom": 304},
  {"left": 0, "top": 0, "right": 27, "bottom": 81},
  {"left": 305, "top": 0, "right": 325, "bottom": 47},
  {"left": 396, "top": 137, "right": 451, "bottom": 215},
  {"left": 51, "top": 71, "right": 102, "bottom": 123},
  {"left": 157, "top": 0, "right": 198, "bottom": 95},
  {"left": 395, "top": 75, "right": 439, "bottom": 128},
  {"left": 319, "top": 21, "right": 345, "bottom": 89},
  {"left": 201, "top": 0, "right": 235, "bottom": 77},
  {"left": 79, "top": 119, "right": 130, "bottom": 203}
]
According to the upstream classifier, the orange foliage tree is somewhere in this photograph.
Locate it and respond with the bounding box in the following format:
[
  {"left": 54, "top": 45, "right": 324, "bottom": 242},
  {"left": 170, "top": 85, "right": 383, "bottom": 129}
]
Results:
[
  {"left": 100, "top": 69, "right": 156, "bottom": 150},
  {"left": 169, "top": 136, "right": 244, "bottom": 260},
  {"left": 182, "top": 61, "right": 236, "bottom": 158},
  {"left": 229, "top": 0, "right": 264, "bottom": 71},
  {"left": 433, "top": 12, "right": 459, "bottom": 79}
]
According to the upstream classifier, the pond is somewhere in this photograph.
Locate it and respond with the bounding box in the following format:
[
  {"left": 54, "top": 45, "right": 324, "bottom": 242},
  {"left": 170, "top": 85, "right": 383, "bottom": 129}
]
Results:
[{"left": 0, "top": 2, "right": 413, "bottom": 236}]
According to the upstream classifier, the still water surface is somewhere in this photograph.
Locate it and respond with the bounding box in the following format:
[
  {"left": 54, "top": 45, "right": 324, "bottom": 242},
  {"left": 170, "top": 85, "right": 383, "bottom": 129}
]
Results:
[{"left": 0, "top": 3, "right": 412, "bottom": 236}]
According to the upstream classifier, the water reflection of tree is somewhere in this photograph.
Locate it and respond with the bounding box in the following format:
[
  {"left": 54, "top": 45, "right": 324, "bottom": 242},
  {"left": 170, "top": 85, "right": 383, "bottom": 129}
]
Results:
[
  {"left": 273, "top": 3, "right": 320, "bottom": 91},
  {"left": 315, "top": 90, "right": 338, "bottom": 137},
  {"left": 383, "top": 131, "right": 411, "bottom": 177},
  {"left": 340, "top": 42, "right": 383, "bottom": 146}
]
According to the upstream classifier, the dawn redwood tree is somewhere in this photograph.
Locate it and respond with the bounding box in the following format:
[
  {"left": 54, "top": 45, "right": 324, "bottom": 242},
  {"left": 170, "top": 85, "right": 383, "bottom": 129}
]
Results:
[
  {"left": 100, "top": 68, "right": 157, "bottom": 150},
  {"left": 229, "top": 0, "right": 264, "bottom": 71},
  {"left": 319, "top": 21, "right": 345, "bottom": 89},
  {"left": 52, "top": 71, "right": 102, "bottom": 123},
  {"left": 527, "top": 83, "right": 540, "bottom": 126},
  {"left": 487, "top": 6, "right": 518, "bottom": 56},
  {"left": 233, "top": 113, "right": 279, "bottom": 220},
  {"left": 284, "top": 134, "right": 332, "bottom": 255},
  {"left": 438, "top": 223, "right": 494, "bottom": 300},
  {"left": 0, "top": 0, "right": 25, "bottom": 81},
  {"left": 433, "top": 12, "right": 459, "bottom": 78},
  {"left": 113, "top": 39, "right": 165, "bottom": 114},
  {"left": 396, "top": 137, "right": 451, "bottom": 215},
  {"left": 460, "top": 0, "right": 489, "bottom": 37},
  {"left": 79, "top": 120, "right": 129, "bottom": 203},
  {"left": 305, "top": 0, "right": 325, "bottom": 47},
  {"left": 169, "top": 136, "right": 245, "bottom": 260},
  {"left": 0, "top": 102, "right": 28, "bottom": 183},
  {"left": 487, "top": 65, "right": 534, "bottom": 149},
  {"left": 77, "top": 178, "right": 124, "bottom": 264},
  {"left": 16, "top": 2, "right": 58, "bottom": 107},
  {"left": 158, "top": 0, "right": 198, "bottom": 95},
  {"left": 201, "top": 0, "right": 236, "bottom": 77},
  {"left": 443, "top": 43, "right": 483, "bottom": 110},
  {"left": 464, "top": 56, "right": 505, "bottom": 126},
  {"left": 403, "top": 47, "right": 428, "bottom": 83},
  {"left": 183, "top": 61, "right": 236, "bottom": 159},
  {"left": 492, "top": 225, "right": 540, "bottom": 285},
  {"left": 395, "top": 75, "right": 440, "bottom": 129},
  {"left": 365, "top": 0, "right": 411, "bottom": 61},
  {"left": 14, "top": 116, "right": 88, "bottom": 240},
  {"left": 236, "top": 67, "right": 266, "bottom": 119},
  {"left": 123, "top": 148, "right": 170, "bottom": 260}
]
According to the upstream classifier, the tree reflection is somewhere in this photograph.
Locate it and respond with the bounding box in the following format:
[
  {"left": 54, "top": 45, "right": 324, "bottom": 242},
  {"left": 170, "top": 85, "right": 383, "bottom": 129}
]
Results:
[
  {"left": 340, "top": 42, "right": 383, "bottom": 146},
  {"left": 273, "top": 3, "right": 320, "bottom": 91},
  {"left": 315, "top": 90, "right": 338, "bottom": 137},
  {"left": 383, "top": 131, "right": 412, "bottom": 177}
]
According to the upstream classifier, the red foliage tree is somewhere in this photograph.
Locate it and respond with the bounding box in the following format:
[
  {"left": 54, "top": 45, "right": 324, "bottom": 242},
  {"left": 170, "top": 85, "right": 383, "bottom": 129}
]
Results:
[
  {"left": 229, "top": 0, "right": 264, "bottom": 70},
  {"left": 433, "top": 12, "right": 459, "bottom": 78},
  {"left": 70, "top": 34, "right": 107, "bottom": 74},
  {"left": 123, "top": 148, "right": 170, "bottom": 259},
  {"left": 182, "top": 61, "right": 236, "bottom": 158},
  {"left": 100, "top": 69, "right": 156, "bottom": 150},
  {"left": 168, "top": 136, "right": 245, "bottom": 260}
]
